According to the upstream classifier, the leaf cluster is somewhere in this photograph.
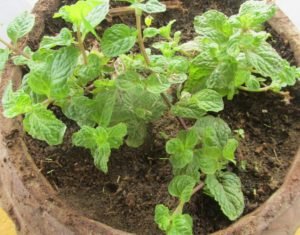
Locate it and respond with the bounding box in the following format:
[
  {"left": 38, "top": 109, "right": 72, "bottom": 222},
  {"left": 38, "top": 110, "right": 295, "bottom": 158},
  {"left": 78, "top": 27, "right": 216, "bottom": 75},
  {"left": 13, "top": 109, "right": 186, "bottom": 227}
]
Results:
[{"left": 185, "top": 1, "right": 299, "bottom": 98}]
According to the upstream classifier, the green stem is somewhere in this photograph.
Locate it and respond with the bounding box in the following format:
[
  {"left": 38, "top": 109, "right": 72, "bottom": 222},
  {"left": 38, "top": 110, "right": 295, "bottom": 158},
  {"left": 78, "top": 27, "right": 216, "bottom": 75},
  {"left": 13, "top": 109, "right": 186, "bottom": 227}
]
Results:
[
  {"left": 172, "top": 200, "right": 185, "bottom": 215},
  {"left": 239, "top": 85, "right": 291, "bottom": 101},
  {"left": 192, "top": 181, "right": 204, "bottom": 195},
  {"left": 134, "top": 9, "right": 188, "bottom": 130},
  {"left": 172, "top": 181, "right": 204, "bottom": 216},
  {"left": 179, "top": 50, "right": 194, "bottom": 58},
  {"left": 239, "top": 85, "right": 272, "bottom": 93},
  {"left": 0, "top": 37, "right": 30, "bottom": 59},
  {"left": 161, "top": 92, "right": 188, "bottom": 130},
  {"left": 135, "top": 10, "right": 151, "bottom": 65},
  {"left": 42, "top": 98, "right": 54, "bottom": 106},
  {"left": 76, "top": 26, "right": 88, "bottom": 65}
]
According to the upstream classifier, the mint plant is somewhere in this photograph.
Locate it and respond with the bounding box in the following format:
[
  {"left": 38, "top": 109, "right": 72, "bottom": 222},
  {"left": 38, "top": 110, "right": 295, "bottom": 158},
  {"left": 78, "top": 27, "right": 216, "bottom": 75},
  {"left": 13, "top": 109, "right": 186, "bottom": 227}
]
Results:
[
  {"left": 184, "top": 1, "right": 300, "bottom": 100},
  {"left": 1, "top": 0, "right": 299, "bottom": 234}
]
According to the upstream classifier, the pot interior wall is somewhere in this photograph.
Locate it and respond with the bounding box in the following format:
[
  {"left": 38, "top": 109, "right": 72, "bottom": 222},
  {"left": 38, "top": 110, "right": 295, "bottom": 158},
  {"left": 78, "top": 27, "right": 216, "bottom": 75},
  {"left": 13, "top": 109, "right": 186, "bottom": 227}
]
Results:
[{"left": 1, "top": 0, "right": 300, "bottom": 234}]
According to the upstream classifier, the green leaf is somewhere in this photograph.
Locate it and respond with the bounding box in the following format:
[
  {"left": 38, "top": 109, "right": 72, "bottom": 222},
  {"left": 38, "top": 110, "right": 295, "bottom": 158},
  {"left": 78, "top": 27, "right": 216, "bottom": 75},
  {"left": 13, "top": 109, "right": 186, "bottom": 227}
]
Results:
[
  {"left": 132, "top": 0, "right": 166, "bottom": 14},
  {"left": 246, "top": 43, "right": 282, "bottom": 78},
  {"left": 244, "top": 41, "right": 298, "bottom": 89},
  {"left": 159, "top": 20, "right": 176, "bottom": 39},
  {"left": 54, "top": 0, "right": 94, "bottom": 24},
  {"left": 154, "top": 204, "right": 171, "bottom": 232},
  {"left": 23, "top": 104, "right": 66, "bottom": 145},
  {"left": 166, "top": 129, "right": 198, "bottom": 169},
  {"left": 194, "top": 10, "right": 231, "bottom": 43},
  {"left": 61, "top": 96, "right": 96, "bottom": 127},
  {"left": 168, "top": 56, "right": 190, "bottom": 75},
  {"left": 93, "top": 88, "right": 117, "bottom": 127},
  {"left": 188, "top": 52, "right": 218, "bottom": 89},
  {"left": 102, "top": 24, "right": 137, "bottom": 57},
  {"left": 143, "top": 27, "right": 159, "bottom": 38},
  {"left": 122, "top": 85, "right": 166, "bottom": 121},
  {"left": 195, "top": 147, "right": 223, "bottom": 175},
  {"left": 234, "top": 69, "right": 251, "bottom": 87},
  {"left": 237, "top": 1, "right": 276, "bottom": 28},
  {"left": 12, "top": 47, "right": 33, "bottom": 66},
  {"left": 21, "top": 74, "right": 48, "bottom": 104},
  {"left": 116, "top": 71, "right": 143, "bottom": 90},
  {"left": 178, "top": 129, "right": 198, "bottom": 149},
  {"left": 28, "top": 46, "right": 79, "bottom": 99},
  {"left": 166, "top": 138, "right": 184, "bottom": 154},
  {"left": 152, "top": 41, "right": 175, "bottom": 58},
  {"left": 40, "top": 28, "right": 74, "bottom": 49},
  {"left": 107, "top": 123, "right": 127, "bottom": 149},
  {"left": 168, "top": 214, "right": 193, "bottom": 235},
  {"left": 2, "top": 82, "right": 32, "bottom": 118},
  {"left": 75, "top": 53, "right": 105, "bottom": 86},
  {"left": 245, "top": 75, "right": 260, "bottom": 90},
  {"left": 193, "top": 116, "right": 232, "bottom": 148},
  {"left": 73, "top": 124, "right": 126, "bottom": 173},
  {"left": 173, "top": 157, "right": 201, "bottom": 182},
  {"left": 92, "top": 143, "right": 111, "bottom": 173},
  {"left": 205, "top": 62, "right": 237, "bottom": 96},
  {"left": 7, "top": 11, "right": 35, "bottom": 44},
  {"left": 170, "top": 149, "right": 194, "bottom": 169},
  {"left": 49, "top": 46, "right": 79, "bottom": 96},
  {"left": 274, "top": 61, "right": 298, "bottom": 87},
  {"left": 205, "top": 172, "right": 244, "bottom": 221},
  {"left": 168, "top": 175, "right": 196, "bottom": 202},
  {"left": 125, "top": 119, "right": 147, "bottom": 147},
  {"left": 26, "top": 58, "right": 55, "bottom": 97},
  {"left": 223, "top": 138, "right": 239, "bottom": 163},
  {"left": 171, "top": 104, "right": 206, "bottom": 120},
  {"left": 111, "top": 81, "right": 166, "bottom": 147},
  {"left": 145, "top": 74, "right": 170, "bottom": 94},
  {"left": 227, "top": 31, "right": 269, "bottom": 57},
  {"left": 82, "top": 0, "right": 109, "bottom": 37},
  {"left": 172, "top": 89, "right": 223, "bottom": 119},
  {"left": 0, "top": 48, "right": 9, "bottom": 74},
  {"left": 72, "top": 125, "right": 100, "bottom": 149},
  {"left": 54, "top": 0, "right": 109, "bottom": 37},
  {"left": 149, "top": 55, "right": 168, "bottom": 73},
  {"left": 168, "top": 73, "right": 188, "bottom": 85},
  {"left": 192, "top": 89, "right": 224, "bottom": 112},
  {"left": 179, "top": 40, "right": 200, "bottom": 53}
]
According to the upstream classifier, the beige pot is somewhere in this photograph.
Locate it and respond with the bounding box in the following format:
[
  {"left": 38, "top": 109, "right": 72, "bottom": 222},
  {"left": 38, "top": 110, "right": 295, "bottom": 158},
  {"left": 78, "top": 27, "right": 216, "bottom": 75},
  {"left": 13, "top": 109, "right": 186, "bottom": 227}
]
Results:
[{"left": 0, "top": 1, "right": 299, "bottom": 234}]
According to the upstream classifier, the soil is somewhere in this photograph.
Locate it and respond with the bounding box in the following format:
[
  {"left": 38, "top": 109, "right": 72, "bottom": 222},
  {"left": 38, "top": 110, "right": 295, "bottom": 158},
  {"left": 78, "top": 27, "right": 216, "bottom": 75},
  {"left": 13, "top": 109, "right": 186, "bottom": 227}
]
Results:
[{"left": 22, "top": 0, "right": 300, "bottom": 234}]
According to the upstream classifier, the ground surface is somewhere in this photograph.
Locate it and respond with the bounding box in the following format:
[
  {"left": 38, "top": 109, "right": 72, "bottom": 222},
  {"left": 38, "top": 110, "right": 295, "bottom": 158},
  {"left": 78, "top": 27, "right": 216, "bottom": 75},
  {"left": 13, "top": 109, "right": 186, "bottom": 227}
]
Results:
[{"left": 21, "top": 0, "right": 300, "bottom": 234}]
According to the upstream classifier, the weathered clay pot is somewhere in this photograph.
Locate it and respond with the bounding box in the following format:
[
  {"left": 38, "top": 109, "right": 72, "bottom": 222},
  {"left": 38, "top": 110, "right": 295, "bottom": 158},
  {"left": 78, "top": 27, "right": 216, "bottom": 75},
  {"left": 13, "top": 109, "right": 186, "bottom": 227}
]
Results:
[{"left": 0, "top": 1, "right": 299, "bottom": 234}]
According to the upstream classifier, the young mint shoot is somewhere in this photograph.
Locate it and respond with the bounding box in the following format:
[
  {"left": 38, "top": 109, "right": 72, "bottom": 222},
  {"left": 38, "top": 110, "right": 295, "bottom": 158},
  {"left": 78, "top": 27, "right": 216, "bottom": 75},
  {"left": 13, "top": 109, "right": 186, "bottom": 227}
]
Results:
[{"left": 1, "top": 1, "right": 299, "bottom": 234}]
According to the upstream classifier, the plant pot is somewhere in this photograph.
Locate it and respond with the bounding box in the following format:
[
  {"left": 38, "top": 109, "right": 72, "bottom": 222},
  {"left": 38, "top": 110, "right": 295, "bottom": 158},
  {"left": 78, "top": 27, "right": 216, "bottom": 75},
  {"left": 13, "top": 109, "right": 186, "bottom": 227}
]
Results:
[{"left": 0, "top": 1, "right": 299, "bottom": 234}]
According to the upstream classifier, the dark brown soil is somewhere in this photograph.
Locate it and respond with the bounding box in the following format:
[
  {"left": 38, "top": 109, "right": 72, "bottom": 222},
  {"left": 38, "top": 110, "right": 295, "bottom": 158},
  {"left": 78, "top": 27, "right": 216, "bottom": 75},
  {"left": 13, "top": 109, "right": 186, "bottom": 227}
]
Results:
[{"left": 24, "top": 0, "right": 300, "bottom": 234}]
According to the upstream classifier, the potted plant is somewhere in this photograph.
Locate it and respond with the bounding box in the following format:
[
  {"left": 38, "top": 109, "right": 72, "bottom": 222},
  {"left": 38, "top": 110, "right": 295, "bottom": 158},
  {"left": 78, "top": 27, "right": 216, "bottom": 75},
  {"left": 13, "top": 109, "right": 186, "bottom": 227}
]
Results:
[{"left": 0, "top": 0, "right": 299, "bottom": 234}]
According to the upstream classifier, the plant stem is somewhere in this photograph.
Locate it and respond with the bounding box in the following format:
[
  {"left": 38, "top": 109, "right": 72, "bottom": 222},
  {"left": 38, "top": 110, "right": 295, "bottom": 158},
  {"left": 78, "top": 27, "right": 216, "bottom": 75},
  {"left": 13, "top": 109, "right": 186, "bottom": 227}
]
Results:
[
  {"left": 173, "top": 200, "right": 185, "bottom": 215},
  {"left": 108, "top": 1, "right": 183, "bottom": 19},
  {"left": 76, "top": 26, "right": 88, "bottom": 65},
  {"left": 192, "top": 181, "right": 204, "bottom": 195},
  {"left": 42, "top": 98, "right": 54, "bottom": 106},
  {"left": 161, "top": 93, "right": 188, "bottom": 130},
  {"left": 134, "top": 9, "right": 188, "bottom": 130},
  {"left": 135, "top": 10, "right": 151, "bottom": 65},
  {"left": 239, "top": 85, "right": 292, "bottom": 103},
  {"left": 172, "top": 181, "right": 204, "bottom": 216},
  {"left": 239, "top": 85, "right": 272, "bottom": 93},
  {"left": 0, "top": 37, "right": 30, "bottom": 59}
]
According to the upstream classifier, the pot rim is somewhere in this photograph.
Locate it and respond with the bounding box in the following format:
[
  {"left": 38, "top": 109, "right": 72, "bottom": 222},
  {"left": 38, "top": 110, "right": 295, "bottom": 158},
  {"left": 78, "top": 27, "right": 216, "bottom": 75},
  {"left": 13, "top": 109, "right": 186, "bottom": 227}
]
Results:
[{"left": 0, "top": 1, "right": 299, "bottom": 235}]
